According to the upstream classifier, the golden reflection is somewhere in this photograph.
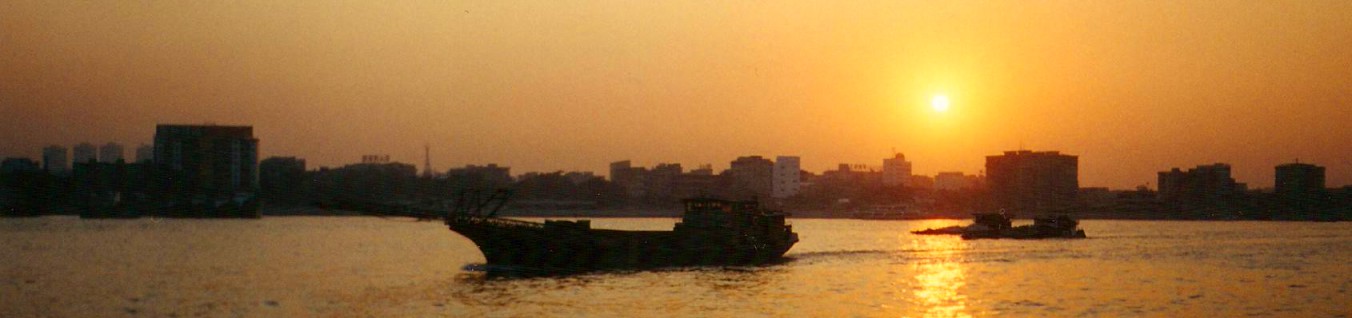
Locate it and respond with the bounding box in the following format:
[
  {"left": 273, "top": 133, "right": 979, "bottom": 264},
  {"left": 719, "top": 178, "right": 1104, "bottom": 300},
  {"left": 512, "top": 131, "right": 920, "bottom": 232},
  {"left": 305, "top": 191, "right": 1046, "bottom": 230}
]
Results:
[{"left": 911, "top": 236, "right": 971, "bottom": 318}]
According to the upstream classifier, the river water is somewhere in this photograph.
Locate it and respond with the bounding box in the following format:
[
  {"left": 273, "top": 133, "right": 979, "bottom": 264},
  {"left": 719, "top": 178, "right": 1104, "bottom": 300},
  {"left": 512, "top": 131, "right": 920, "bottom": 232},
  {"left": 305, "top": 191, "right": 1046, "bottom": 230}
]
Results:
[{"left": 2, "top": 217, "right": 1349, "bottom": 317}]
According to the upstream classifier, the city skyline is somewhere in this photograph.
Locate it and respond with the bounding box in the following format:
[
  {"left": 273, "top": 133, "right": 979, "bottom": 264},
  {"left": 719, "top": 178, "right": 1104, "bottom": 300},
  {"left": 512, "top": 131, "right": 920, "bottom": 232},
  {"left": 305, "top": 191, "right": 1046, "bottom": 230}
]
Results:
[{"left": 4, "top": 1, "right": 1351, "bottom": 189}]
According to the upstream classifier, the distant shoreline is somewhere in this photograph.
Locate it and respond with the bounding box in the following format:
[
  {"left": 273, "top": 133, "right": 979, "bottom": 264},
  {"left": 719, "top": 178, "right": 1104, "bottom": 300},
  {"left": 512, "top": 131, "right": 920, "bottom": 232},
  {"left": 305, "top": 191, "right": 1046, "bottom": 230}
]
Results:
[{"left": 3, "top": 206, "right": 1343, "bottom": 222}]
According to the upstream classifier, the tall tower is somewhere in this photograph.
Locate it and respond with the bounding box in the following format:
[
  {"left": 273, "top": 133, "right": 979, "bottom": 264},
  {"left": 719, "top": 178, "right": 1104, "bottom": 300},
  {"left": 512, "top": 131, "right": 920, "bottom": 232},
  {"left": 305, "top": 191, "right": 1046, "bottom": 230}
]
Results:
[{"left": 423, "top": 143, "right": 433, "bottom": 178}]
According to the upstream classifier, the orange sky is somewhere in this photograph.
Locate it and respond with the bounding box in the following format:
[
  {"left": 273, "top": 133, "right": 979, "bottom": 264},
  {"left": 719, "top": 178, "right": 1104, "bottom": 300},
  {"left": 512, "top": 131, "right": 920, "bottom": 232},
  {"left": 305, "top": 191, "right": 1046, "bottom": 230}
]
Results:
[{"left": 3, "top": 1, "right": 1351, "bottom": 189}]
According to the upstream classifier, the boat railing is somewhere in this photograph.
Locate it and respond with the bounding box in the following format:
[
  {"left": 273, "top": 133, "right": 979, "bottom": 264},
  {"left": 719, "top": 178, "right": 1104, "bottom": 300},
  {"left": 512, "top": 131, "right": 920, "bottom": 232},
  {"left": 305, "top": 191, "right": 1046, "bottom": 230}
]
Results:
[{"left": 448, "top": 214, "right": 545, "bottom": 229}]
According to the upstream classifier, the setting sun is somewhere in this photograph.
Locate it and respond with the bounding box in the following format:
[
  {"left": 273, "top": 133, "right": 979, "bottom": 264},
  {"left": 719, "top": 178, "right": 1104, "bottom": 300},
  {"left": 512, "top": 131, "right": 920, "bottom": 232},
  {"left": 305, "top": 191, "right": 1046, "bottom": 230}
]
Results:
[{"left": 931, "top": 95, "right": 951, "bottom": 112}]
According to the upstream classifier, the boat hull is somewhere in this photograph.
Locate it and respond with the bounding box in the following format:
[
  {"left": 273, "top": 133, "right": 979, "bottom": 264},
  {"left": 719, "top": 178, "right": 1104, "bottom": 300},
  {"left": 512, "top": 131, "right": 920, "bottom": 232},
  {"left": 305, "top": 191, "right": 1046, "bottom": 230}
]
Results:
[{"left": 448, "top": 217, "right": 796, "bottom": 272}]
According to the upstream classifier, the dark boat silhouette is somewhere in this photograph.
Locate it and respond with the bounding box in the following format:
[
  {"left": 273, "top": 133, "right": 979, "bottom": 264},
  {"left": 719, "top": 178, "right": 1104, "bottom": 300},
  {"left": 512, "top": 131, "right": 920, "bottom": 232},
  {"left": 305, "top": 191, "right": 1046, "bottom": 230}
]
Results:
[
  {"left": 911, "top": 212, "right": 1087, "bottom": 239},
  {"left": 332, "top": 191, "right": 799, "bottom": 273}
]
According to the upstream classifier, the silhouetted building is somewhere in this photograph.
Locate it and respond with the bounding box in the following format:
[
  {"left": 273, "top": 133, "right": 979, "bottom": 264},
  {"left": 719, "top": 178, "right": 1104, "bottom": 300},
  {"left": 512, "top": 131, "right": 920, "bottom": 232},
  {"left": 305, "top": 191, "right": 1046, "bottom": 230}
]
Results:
[
  {"left": 3, "top": 157, "right": 59, "bottom": 216},
  {"left": 259, "top": 157, "right": 307, "bottom": 206},
  {"left": 986, "top": 150, "right": 1078, "bottom": 213},
  {"left": 1275, "top": 162, "right": 1326, "bottom": 216},
  {"left": 1275, "top": 163, "right": 1325, "bottom": 197},
  {"left": 99, "top": 142, "right": 124, "bottom": 163},
  {"left": 73, "top": 161, "right": 154, "bottom": 218},
  {"left": 646, "top": 163, "right": 683, "bottom": 201},
  {"left": 155, "top": 125, "right": 259, "bottom": 192},
  {"left": 773, "top": 156, "right": 801, "bottom": 199},
  {"left": 1, "top": 158, "right": 40, "bottom": 174},
  {"left": 153, "top": 125, "right": 260, "bottom": 217},
  {"left": 42, "top": 145, "right": 68, "bottom": 175},
  {"left": 609, "top": 160, "right": 647, "bottom": 197},
  {"left": 314, "top": 161, "right": 417, "bottom": 202},
  {"left": 134, "top": 144, "right": 153, "bottom": 163},
  {"left": 445, "top": 164, "right": 513, "bottom": 189},
  {"left": 882, "top": 153, "right": 912, "bottom": 187},
  {"left": 1157, "top": 163, "right": 1245, "bottom": 216},
  {"left": 72, "top": 143, "right": 97, "bottom": 164},
  {"left": 729, "top": 156, "right": 774, "bottom": 199}
]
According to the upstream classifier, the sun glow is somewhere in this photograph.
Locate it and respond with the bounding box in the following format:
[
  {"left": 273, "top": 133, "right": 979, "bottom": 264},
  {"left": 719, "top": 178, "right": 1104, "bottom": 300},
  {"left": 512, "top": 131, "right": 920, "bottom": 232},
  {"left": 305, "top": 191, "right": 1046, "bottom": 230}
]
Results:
[{"left": 931, "top": 95, "right": 951, "bottom": 112}]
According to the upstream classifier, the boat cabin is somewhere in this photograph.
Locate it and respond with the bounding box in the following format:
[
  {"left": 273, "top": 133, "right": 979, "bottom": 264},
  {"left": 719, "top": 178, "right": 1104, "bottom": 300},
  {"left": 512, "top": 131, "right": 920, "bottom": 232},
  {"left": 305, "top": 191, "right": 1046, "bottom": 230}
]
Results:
[{"left": 676, "top": 198, "right": 787, "bottom": 232}]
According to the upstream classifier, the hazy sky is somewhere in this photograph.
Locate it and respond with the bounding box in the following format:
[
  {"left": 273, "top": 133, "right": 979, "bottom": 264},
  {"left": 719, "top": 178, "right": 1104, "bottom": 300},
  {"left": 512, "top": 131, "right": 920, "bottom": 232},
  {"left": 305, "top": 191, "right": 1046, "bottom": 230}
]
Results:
[{"left": 3, "top": 1, "right": 1350, "bottom": 189}]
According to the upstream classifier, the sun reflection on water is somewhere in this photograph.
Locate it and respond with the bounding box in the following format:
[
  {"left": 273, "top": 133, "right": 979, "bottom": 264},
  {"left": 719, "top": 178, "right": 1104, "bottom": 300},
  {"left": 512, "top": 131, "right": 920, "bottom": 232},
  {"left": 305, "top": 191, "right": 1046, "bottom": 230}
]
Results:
[{"left": 911, "top": 236, "right": 971, "bottom": 318}]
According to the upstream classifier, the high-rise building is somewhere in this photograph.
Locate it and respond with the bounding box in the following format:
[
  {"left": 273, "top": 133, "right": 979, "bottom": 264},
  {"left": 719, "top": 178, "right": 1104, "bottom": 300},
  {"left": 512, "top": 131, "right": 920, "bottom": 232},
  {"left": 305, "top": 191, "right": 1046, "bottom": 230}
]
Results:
[
  {"left": 729, "top": 156, "right": 774, "bottom": 199},
  {"left": 609, "top": 160, "right": 647, "bottom": 197},
  {"left": 134, "top": 144, "right": 153, "bottom": 163},
  {"left": 882, "top": 153, "right": 912, "bottom": 187},
  {"left": 1275, "top": 163, "right": 1325, "bottom": 196},
  {"left": 72, "top": 142, "right": 97, "bottom": 164},
  {"left": 42, "top": 145, "right": 68, "bottom": 175},
  {"left": 154, "top": 125, "right": 259, "bottom": 193},
  {"left": 99, "top": 142, "right": 124, "bottom": 163},
  {"left": 773, "top": 156, "right": 801, "bottom": 199},
  {"left": 1275, "top": 162, "right": 1326, "bottom": 214},
  {"left": 986, "top": 150, "right": 1078, "bottom": 213}
]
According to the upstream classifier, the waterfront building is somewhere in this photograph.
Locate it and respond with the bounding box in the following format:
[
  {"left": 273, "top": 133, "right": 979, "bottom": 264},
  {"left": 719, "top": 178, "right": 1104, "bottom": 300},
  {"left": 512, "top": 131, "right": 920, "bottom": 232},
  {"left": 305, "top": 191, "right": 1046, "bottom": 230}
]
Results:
[
  {"left": 609, "top": 160, "right": 647, "bottom": 197},
  {"left": 153, "top": 125, "right": 260, "bottom": 217},
  {"left": 312, "top": 161, "right": 417, "bottom": 203},
  {"left": 42, "top": 145, "right": 68, "bottom": 175},
  {"left": 729, "top": 156, "right": 774, "bottom": 199},
  {"left": 1275, "top": 162, "right": 1326, "bottom": 215},
  {"left": 986, "top": 150, "right": 1079, "bottom": 213},
  {"left": 72, "top": 143, "right": 97, "bottom": 164},
  {"left": 155, "top": 125, "right": 259, "bottom": 192},
  {"left": 773, "top": 156, "right": 801, "bottom": 199},
  {"left": 645, "top": 163, "right": 683, "bottom": 201},
  {"left": 882, "top": 153, "right": 912, "bottom": 187},
  {"left": 445, "top": 164, "right": 513, "bottom": 188},
  {"left": 1275, "top": 163, "right": 1325, "bottom": 197},
  {"left": 259, "top": 157, "right": 307, "bottom": 205},
  {"left": 1157, "top": 163, "right": 1245, "bottom": 215},
  {"left": 1158, "top": 163, "right": 1241, "bottom": 202},
  {"left": 99, "top": 142, "right": 124, "bottom": 163}
]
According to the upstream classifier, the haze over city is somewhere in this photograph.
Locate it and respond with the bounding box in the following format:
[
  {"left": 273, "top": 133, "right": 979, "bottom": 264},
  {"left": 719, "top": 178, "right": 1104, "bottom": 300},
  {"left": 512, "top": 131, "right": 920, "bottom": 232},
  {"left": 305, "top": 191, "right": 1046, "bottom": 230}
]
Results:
[{"left": 4, "top": 1, "right": 1351, "bottom": 189}]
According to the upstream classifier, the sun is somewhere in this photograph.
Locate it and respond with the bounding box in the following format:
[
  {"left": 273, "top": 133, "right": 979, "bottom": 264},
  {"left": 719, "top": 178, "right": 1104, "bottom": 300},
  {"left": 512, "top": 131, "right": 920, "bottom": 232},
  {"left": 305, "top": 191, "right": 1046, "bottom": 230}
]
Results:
[{"left": 931, "top": 95, "right": 950, "bottom": 112}]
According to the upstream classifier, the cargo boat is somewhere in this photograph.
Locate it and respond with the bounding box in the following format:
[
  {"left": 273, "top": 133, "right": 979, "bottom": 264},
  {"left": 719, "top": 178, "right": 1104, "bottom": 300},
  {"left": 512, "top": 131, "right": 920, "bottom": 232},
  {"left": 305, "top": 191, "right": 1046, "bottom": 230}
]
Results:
[{"left": 334, "top": 194, "right": 799, "bottom": 273}]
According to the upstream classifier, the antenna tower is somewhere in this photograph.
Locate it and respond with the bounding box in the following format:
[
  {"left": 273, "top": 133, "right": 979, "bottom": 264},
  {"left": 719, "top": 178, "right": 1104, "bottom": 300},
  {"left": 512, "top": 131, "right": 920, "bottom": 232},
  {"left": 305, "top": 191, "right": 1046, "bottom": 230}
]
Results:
[{"left": 423, "top": 143, "right": 432, "bottom": 177}]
